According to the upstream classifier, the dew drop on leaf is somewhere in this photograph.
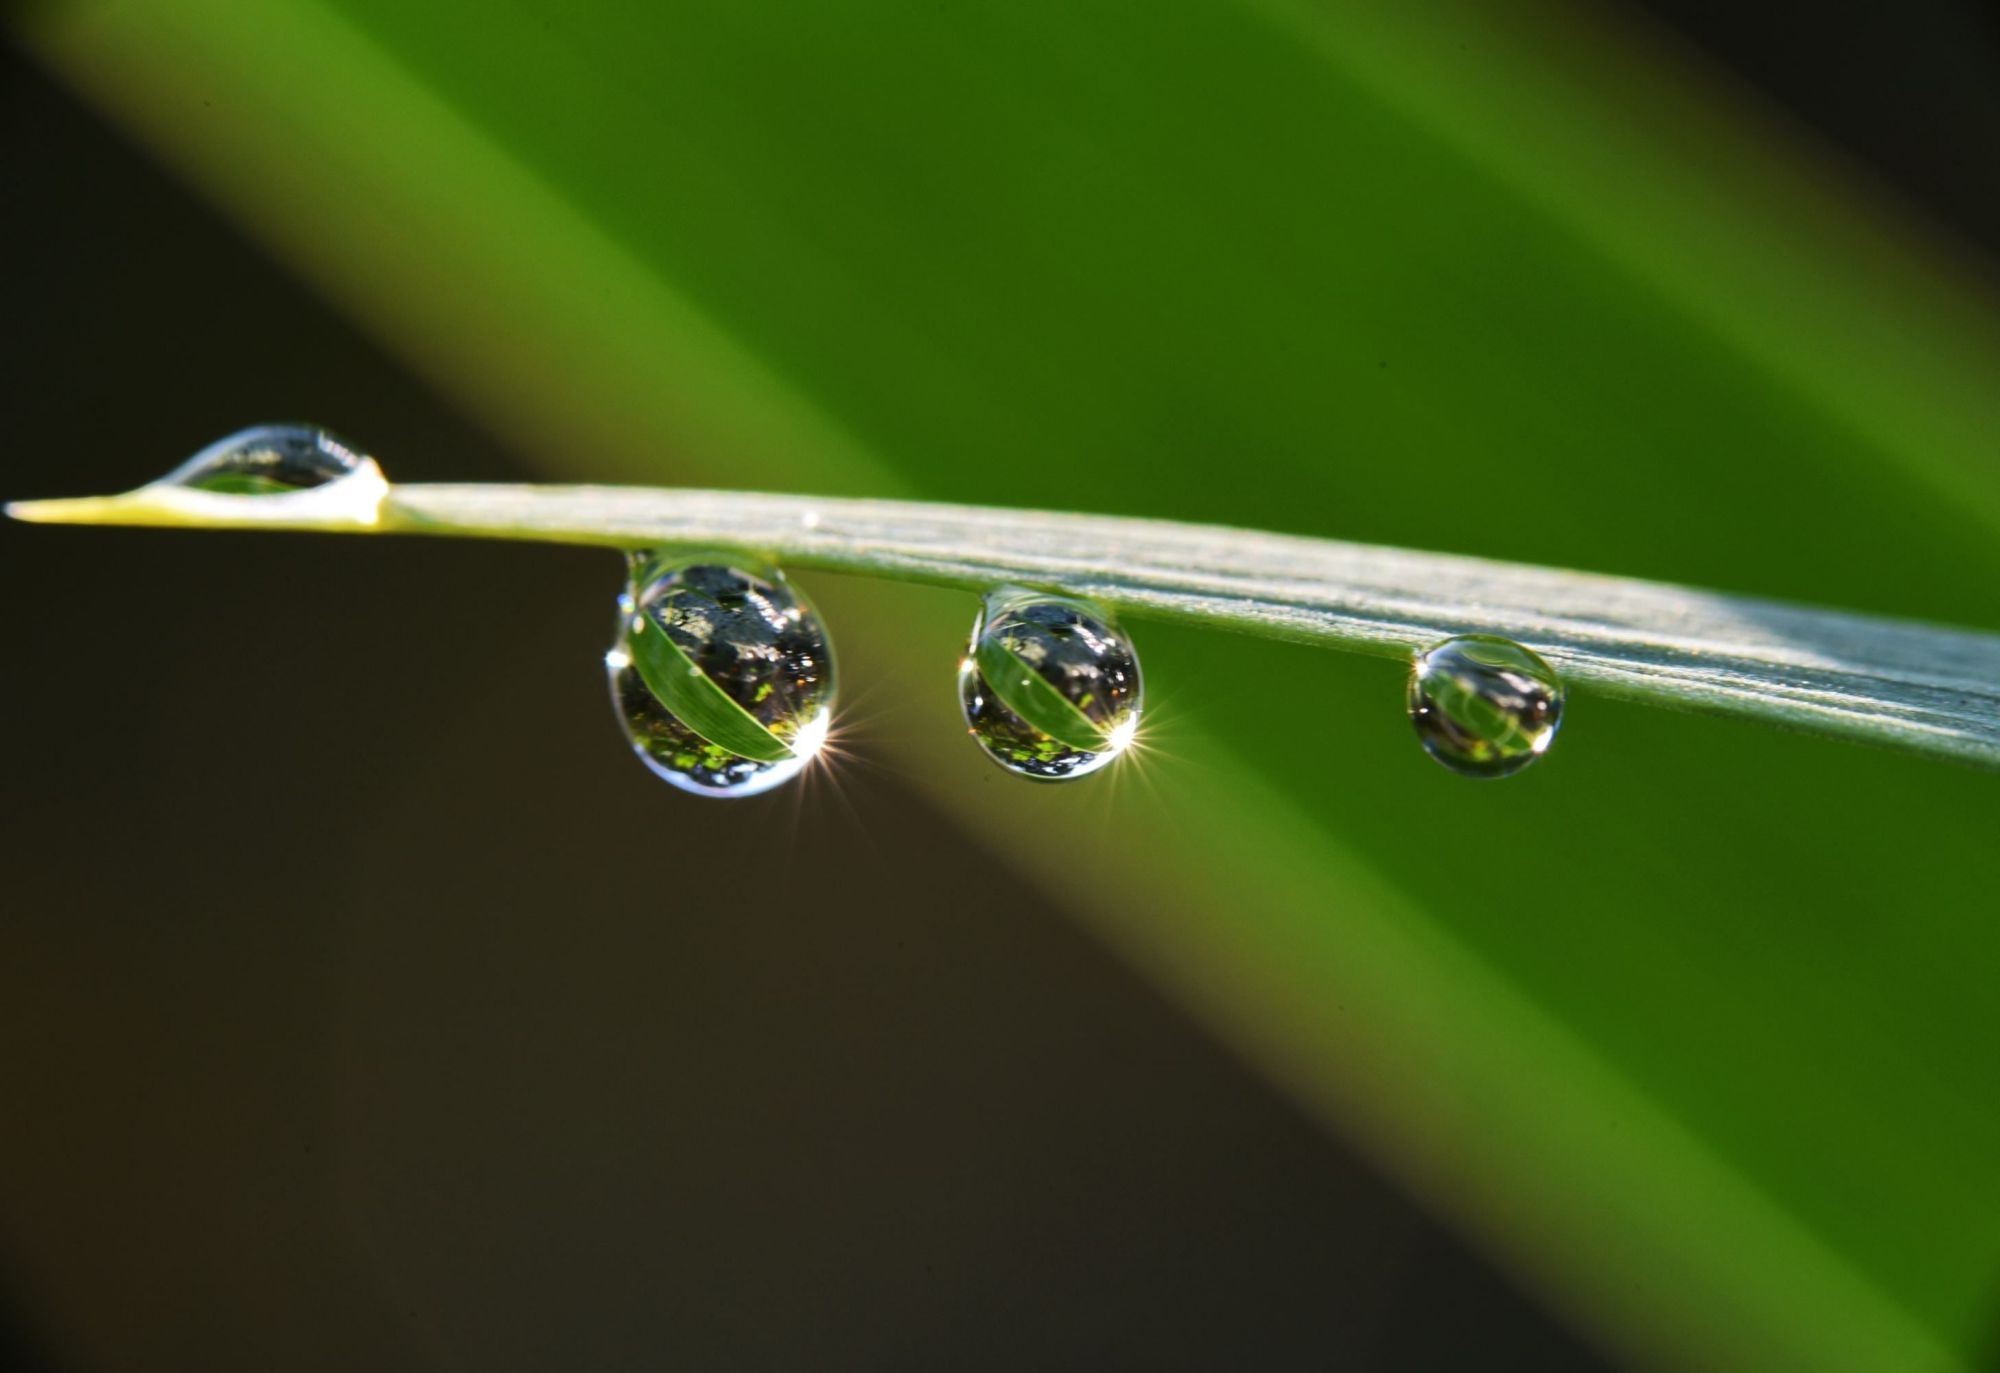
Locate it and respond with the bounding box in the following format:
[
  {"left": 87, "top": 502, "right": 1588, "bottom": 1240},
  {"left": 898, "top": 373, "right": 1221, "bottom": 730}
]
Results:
[
  {"left": 959, "top": 586, "right": 1143, "bottom": 780},
  {"left": 1408, "top": 634, "right": 1564, "bottom": 778},
  {"left": 156, "top": 423, "right": 380, "bottom": 495},
  {"left": 607, "top": 555, "right": 836, "bottom": 798}
]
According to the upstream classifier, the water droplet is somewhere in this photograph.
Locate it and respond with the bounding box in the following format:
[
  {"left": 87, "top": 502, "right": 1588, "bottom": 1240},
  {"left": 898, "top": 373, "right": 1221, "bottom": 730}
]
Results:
[
  {"left": 608, "top": 555, "right": 836, "bottom": 797},
  {"left": 1409, "top": 634, "right": 1563, "bottom": 778},
  {"left": 959, "top": 587, "right": 1142, "bottom": 780},
  {"left": 155, "top": 424, "right": 380, "bottom": 494}
]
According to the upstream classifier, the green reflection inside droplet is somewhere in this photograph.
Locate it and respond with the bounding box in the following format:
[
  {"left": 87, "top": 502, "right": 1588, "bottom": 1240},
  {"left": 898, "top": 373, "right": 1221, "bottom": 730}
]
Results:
[
  {"left": 1408, "top": 634, "right": 1564, "bottom": 779},
  {"left": 608, "top": 558, "right": 837, "bottom": 798},
  {"left": 959, "top": 586, "right": 1143, "bottom": 781}
]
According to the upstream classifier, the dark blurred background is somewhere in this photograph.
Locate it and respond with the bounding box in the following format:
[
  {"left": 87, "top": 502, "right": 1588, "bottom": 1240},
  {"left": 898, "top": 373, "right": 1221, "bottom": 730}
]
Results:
[{"left": 4, "top": 2, "right": 1998, "bottom": 1368}]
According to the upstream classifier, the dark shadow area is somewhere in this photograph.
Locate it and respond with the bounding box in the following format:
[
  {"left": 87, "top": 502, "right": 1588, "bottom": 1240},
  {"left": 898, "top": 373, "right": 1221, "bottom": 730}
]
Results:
[
  {"left": 1634, "top": 0, "right": 2000, "bottom": 264},
  {"left": 0, "top": 41, "right": 1605, "bottom": 1372}
]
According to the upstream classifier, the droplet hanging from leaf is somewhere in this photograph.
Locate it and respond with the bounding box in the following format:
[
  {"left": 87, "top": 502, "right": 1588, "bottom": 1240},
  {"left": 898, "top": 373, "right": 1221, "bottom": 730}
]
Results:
[
  {"left": 608, "top": 555, "right": 836, "bottom": 797},
  {"left": 1408, "top": 634, "right": 1564, "bottom": 779},
  {"left": 958, "top": 586, "right": 1142, "bottom": 780}
]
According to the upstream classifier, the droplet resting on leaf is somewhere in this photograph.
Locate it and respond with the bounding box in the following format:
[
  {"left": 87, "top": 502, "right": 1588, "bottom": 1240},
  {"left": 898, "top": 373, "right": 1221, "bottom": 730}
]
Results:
[{"left": 157, "top": 423, "right": 375, "bottom": 495}]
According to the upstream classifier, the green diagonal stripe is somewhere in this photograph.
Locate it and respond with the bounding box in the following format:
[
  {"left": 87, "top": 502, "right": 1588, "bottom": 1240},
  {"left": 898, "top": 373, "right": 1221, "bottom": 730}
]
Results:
[
  {"left": 625, "top": 611, "right": 796, "bottom": 764},
  {"left": 973, "top": 628, "right": 1110, "bottom": 754}
]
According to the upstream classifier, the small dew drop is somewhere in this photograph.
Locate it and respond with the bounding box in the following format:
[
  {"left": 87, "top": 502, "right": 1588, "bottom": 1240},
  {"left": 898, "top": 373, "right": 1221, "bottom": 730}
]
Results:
[
  {"left": 155, "top": 423, "right": 379, "bottom": 495},
  {"left": 959, "top": 587, "right": 1142, "bottom": 781},
  {"left": 1409, "top": 634, "right": 1563, "bottom": 779},
  {"left": 608, "top": 555, "right": 836, "bottom": 798}
]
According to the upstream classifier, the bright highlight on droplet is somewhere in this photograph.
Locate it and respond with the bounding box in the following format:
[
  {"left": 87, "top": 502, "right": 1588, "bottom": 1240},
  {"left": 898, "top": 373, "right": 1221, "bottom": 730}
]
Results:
[
  {"left": 1409, "top": 634, "right": 1564, "bottom": 779},
  {"left": 789, "top": 708, "right": 833, "bottom": 761},
  {"left": 607, "top": 555, "right": 837, "bottom": 798},
  {"left": 958, "top": 586, "right": 1144, "bottom": 781},
  {"left": 1102, "top": 714, "right": 1141, "bottom": 756}
]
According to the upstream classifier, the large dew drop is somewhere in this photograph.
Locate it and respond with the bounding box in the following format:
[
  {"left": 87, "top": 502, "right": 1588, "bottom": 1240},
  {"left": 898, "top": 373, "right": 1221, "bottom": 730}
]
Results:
[
  {"left": 607, "top": 556, "right": 836, "bottom": 798},
  {"left": 157, "top": 424, "right": 379, "bottom": 494},
  {"left": 1408, "top": 634, "right": 1564, "bottom": 779},
  {"left": 959, "top": 586, "right": 1142, "bottom": 780}
]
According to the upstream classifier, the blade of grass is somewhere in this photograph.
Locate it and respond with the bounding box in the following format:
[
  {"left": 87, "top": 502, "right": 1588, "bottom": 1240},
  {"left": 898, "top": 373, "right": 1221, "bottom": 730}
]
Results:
[{"left": 12, "top": 479, "right": 2000, "bottom": 768}]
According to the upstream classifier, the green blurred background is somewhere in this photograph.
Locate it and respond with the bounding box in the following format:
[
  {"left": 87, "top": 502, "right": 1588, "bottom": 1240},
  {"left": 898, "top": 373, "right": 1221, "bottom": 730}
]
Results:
[{"left": 4, "top": 1, "right": 1999, "bottom": 1368}]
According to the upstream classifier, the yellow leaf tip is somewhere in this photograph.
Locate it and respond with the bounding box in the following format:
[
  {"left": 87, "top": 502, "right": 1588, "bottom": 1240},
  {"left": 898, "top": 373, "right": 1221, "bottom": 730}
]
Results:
[{"left": 6, "top": 496, "right": 103, "bottom": 524}]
